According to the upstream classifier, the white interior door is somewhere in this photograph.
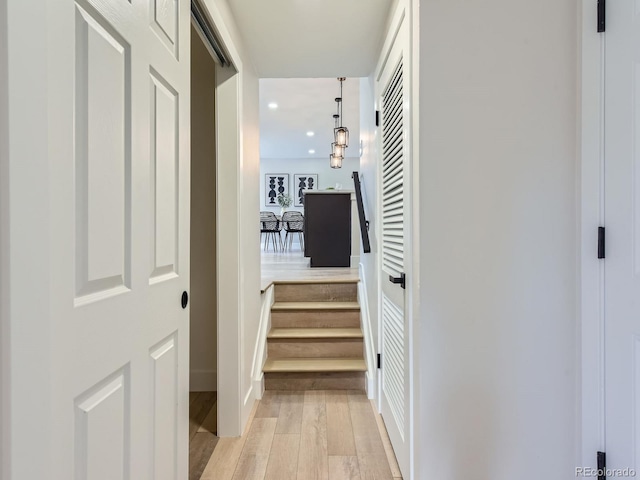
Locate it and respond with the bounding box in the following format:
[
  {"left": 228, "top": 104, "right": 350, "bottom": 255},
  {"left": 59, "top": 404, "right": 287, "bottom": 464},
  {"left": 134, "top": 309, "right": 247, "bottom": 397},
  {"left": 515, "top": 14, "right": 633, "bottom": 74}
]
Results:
[
  {"left": 604, "top": 0, "right": 640, "bottom": 473},
  {"left": 45, "top": 0, "right": 190, "bottom": 478},
  {"left": 377, "top": 8, "right": 411, "bottom": 478}
]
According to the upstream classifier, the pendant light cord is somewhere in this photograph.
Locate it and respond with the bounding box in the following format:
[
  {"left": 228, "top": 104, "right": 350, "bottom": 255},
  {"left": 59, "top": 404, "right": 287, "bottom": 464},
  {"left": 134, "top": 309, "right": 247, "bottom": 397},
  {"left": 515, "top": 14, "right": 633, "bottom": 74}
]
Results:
[{"left": 340, "top": 79, "right": 344, "bottom": 127}]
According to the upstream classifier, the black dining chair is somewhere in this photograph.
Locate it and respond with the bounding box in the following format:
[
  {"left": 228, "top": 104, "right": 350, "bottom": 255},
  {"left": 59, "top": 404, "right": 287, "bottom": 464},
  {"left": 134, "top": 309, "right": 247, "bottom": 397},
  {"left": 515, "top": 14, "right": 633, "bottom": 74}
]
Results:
[
  {"left": 281, "top": 211, "right": 304, "bottom": 251},
  {"left": 260, "top": 211, "right": 282, "bottom": 251}
]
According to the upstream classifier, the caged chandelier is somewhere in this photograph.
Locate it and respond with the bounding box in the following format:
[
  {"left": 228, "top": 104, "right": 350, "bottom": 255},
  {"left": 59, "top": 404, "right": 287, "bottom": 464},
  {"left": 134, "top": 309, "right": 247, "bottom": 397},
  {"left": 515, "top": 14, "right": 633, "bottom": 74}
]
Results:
[{"left": 329, "top": 77, "right": 349, "bottom": 169}]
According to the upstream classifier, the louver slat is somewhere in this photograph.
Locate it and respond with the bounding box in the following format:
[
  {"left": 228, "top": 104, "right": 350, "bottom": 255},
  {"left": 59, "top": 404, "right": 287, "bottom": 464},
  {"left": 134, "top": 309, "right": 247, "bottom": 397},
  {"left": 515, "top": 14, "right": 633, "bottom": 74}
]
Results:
[
  {"left": 382, "top": 294, "right": 405, "bottom": 440},
  {"left": 381, "top": 59, "right": 404, "bottom": 278}
]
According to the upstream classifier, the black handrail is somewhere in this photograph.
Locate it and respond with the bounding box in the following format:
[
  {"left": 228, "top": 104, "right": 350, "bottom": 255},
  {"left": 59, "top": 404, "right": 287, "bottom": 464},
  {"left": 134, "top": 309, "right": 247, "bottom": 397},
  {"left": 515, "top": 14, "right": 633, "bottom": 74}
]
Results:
[{"left": 352, "top": 172, "right": 371, "bottom": 253}]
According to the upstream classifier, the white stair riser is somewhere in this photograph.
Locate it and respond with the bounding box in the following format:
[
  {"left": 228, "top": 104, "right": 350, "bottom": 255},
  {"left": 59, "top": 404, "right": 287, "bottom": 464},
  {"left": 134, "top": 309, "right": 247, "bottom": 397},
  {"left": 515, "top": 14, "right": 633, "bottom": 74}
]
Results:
[
  {"left": 264, "top": 372, "right": 365, "bottom": 391},
  {"left": 268, "top": 339, "right": 364, "bottom": 359},
  {"left": 271, "top": 310, "right": 360, "bottom": 328},
  {"left": 274, "top": 283, "right": 357, "bottom": 303}
]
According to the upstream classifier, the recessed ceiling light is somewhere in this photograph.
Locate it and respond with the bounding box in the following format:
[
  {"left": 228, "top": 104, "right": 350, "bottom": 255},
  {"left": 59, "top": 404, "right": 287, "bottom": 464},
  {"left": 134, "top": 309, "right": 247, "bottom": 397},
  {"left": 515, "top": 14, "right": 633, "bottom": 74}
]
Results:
[
  {"left": 308, "top": 149, "right": 315, "bottom": 154},
  {"left": 268, "top": 102, "right": 278, "bottom": 109},
  {"left": 306, "top": 131, "right": 314, "bottom": 137}
]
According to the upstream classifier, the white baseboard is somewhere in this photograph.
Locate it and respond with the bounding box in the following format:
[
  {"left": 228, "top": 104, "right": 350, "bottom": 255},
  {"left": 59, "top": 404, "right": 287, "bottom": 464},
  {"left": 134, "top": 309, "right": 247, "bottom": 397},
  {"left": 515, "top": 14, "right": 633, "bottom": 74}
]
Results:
[
  {"left": 241, "top": 384, "right": 257, "bottom": 436},
  {"left": 358, "top": 263, "right": 377, "bottom": 400},
  {"left": 243, "top": 384, "right": 254, "bottom": 407},
  {"left": 190, "top": 369, "right": 217, "bottom": 391},
  {"left": 253, "top": 372, "right": 265, "bottom": 400},
  {"left": 365, "top": 370, "right": 375, "bottom": 400},
  {"left": 251, "top": 285, "right": 273, "bottom": 400}
]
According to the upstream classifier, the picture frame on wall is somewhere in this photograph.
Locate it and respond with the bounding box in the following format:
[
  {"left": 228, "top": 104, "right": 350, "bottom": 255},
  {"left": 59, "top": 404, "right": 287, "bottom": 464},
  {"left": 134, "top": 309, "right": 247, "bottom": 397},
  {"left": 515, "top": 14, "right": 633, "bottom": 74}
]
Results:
[
  {"left": 293, "top": 174, "right": 318, "bottom": 207},
  {"left": 265, "top": 174, "right": 289, "bottom": 207}
]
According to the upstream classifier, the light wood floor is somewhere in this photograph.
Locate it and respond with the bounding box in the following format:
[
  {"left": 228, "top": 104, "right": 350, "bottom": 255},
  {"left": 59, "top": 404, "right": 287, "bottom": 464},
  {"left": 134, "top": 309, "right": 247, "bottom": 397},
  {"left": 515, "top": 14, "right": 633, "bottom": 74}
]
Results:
[
  {"left": 199, "top": 390, "right": 402, "bottom": 480},
  {"left": 235, "top": 251, "right": 402, "bottom": 479},
  {"left": 190, "top": 392, "right": 218, "bottom": 480},
  {"left": 261, "top": 249, "right": 359, "bottom": 292}
]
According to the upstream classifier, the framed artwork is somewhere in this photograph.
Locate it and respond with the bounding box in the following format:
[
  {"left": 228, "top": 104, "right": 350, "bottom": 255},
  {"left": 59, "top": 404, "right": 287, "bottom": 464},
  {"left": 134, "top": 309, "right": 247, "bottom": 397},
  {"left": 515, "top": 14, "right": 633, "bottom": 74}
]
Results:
[
  {"left": 293, "top": 174, "right": 318, "bottom": 207},
  {"left": 265, "top": 174, "right": 289, "bottom": 206}
]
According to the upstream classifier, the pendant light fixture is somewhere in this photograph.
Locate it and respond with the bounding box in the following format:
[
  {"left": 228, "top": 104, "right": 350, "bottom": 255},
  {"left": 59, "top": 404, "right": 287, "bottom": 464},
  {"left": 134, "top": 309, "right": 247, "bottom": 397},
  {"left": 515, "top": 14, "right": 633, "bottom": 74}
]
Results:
[
  {"left": 330, "top": 113, "right": 343, "bottom": 169},
  {"left": 334, "top": 77, "right": 349, "bottom": 147},
  {"left": 329, "top": 77, "right": 348, "bottom": 169}
]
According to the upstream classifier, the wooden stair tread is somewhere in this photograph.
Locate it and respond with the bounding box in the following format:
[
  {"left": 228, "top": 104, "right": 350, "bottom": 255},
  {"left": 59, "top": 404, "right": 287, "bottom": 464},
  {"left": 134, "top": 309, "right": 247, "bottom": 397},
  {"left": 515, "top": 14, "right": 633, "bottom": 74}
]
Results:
[
  {"left": 271, "top": 301, "right": 360, "bottom": 311},
  {"left": 268, "top": 328, "right": 363, "bottom": 339},
  {"left": 263, "top": 357, "right": 366, "bottom": 373}
]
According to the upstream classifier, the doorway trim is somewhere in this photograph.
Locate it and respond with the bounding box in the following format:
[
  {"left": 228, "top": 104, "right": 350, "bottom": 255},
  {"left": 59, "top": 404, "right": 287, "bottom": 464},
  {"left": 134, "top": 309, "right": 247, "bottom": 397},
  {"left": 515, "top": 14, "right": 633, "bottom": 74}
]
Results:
[
  {"left": 198, "top": 0, "right": 247, "bottom": 437},
  {"left": 0, "top": 1, "right": 8, "bottom": 477},
  {"left": 580, "top": 0, "right": 605, "bottom": 471},
  {"left": 373, "top": 0, "right": 419, "bottom": 477},
  {"left": 1, "top": 1, "right": 52, "bottom": 478}
]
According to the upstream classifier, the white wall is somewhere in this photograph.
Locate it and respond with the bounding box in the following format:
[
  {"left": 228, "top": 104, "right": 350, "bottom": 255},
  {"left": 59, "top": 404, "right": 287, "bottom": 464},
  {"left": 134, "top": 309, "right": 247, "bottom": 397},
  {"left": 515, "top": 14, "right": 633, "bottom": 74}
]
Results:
[
  {"left": 259, "top": 157, "right": 360, "bottom": 215},
  {"left": 0, "top": 0, "right": 8, "bottom": 476},
  {"left": 416, "top": 0, "right": 578, "bottom": 479},
  {"left": 239, "top": 49, "right": 262, "bottom": 424},
  {"left": 190, "top": 26, "right": 218, "bottom": 392},
  {"left": 358, "top": 76, "right": 379, "bottom": 352}
]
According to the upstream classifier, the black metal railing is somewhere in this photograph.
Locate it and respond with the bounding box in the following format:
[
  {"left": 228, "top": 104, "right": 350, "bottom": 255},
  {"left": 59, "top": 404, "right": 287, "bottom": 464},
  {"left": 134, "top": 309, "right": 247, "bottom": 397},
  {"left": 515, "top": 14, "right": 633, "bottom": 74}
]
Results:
[{"left": 352, "top": 172, "right": 371, "bottom": 253}]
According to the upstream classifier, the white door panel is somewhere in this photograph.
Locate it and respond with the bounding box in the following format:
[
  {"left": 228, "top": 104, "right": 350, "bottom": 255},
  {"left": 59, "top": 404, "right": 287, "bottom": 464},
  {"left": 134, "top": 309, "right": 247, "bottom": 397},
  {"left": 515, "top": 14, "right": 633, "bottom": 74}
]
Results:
[
  {"left": 150, "top": 68, "right": 180, "bottom": 283},
  {"left": 377, "top": 6, "right": 411, "bottom": 478},
  {"left": 151, "top": 0, "right": 179, "bottom": 57},
  {"left": 150, "top": 334, "right": 180, "bottom": 480},
  {"left": 605, "top": 0, "right": 640, "bottom": 472},
  {"left": 75, "top": 2, "right": 131, "bottom": 304},
  {"left": 45, "top": 0, "right": 190, "bottom": 478},
  {"left": 74, "top": 369, "right": 129, "bottom": 480}
]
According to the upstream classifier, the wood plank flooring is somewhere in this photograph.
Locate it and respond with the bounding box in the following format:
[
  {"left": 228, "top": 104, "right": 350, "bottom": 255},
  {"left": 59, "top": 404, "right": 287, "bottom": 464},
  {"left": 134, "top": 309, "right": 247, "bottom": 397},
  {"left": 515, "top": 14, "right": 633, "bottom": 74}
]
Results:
[
  {"left": 192, "top": 253, "right": 398, "bottom": 479},
  {"left": 199, "top": 390, "right": 402, "bottom": 480},
  {"left": 190, "top": 391, "right": 218, "bottom": 480},
  {"left": 261, "top": 250, "right": 358, "bottom": 292}
]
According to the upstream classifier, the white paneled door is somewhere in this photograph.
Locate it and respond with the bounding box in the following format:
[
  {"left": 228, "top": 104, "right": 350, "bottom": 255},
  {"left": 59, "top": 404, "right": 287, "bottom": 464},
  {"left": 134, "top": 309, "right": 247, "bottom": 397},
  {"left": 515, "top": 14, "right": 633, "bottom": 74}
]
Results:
[
  {"left": 46, "top": 0, "right": 190, "bottom": 478},
  {"left": 604, "top": 0, "right": 640, "bottom": 473},
  {"left": 376, "top": 6, "right": 411, "bottom": 478}
]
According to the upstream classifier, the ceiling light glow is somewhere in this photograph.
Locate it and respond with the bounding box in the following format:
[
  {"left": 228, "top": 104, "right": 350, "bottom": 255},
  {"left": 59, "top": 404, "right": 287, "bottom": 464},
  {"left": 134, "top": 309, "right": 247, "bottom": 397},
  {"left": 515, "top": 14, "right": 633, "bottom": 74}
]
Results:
[
  {"left": 307, "top": 131, "right": 314, "bottom": 137},
  {"left": 308, "top": 149, "right": 315, "bottom": 154},
  {"left": 268, "top": 102, "right": 278, "bottom": 109}
]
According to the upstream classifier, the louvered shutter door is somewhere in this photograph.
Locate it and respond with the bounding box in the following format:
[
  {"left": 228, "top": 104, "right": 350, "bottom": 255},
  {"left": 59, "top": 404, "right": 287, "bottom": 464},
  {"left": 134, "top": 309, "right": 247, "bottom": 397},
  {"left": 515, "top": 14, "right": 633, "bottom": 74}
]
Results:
[
  {"left": 382, "top": 295, "right": 405, "bottom": 440},
  {"left": 376, "top": 13, "right": 410, "bottom": 477},
  {"left": 381, "top": 59, "right": 404, "bottom": 278}
]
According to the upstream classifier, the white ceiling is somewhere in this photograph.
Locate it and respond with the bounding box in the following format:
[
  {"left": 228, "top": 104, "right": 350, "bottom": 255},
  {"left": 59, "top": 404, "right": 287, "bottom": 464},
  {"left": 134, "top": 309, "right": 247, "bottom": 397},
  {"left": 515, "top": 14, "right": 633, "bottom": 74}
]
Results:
[
  {"left": 225, "top": 0, "right": 392, "bottom": 160},
  {"left": 226, "top": 0, "right": 393, "bottom": 78},
  {"left": 260, "top": 77, "right": 360, "bottom": 159}
]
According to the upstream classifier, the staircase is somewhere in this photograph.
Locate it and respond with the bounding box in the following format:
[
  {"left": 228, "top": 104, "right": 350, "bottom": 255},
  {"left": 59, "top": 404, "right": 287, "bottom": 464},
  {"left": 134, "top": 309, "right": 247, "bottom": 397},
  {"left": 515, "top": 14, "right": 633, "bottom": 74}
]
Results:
[{"left": 263, "top": 280, "right": 366, "bottom": 391}]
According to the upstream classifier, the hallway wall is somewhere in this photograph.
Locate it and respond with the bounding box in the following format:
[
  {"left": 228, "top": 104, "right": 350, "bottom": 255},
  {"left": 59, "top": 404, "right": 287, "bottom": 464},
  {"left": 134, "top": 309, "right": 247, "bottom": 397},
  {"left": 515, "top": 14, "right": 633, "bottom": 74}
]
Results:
[
  {"left": 239, "top": 59, "right": 261, "bottom": 422},
  {"left": 259, "top": 156, "right": 360, "bottom": 215},
  {"left": 358, "top": 76, "right": 379, "bottom": 357},
  {"left": 0, "top": 0, "right": 8, "bottom": 476},
  {"left": 416, "top": 0, "right": 578, "bottom": 478},
  {"left": 190, "top": 26, "right": 217, "bottom": 392}
]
